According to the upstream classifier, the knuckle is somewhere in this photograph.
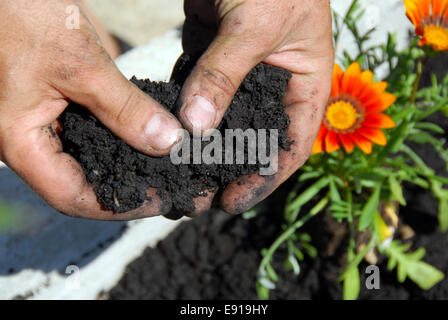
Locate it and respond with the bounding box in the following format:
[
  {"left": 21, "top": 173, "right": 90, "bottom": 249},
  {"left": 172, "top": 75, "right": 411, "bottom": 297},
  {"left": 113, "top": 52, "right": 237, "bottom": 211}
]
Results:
[
  {"left": 197, "top": 64, "right": 237, "bottom": 98},
  {"left": 114, "top": 90, "right": 143, "bottom": 125},
  {"left": 47, "top": 40, "right": 111, "bottom": 86}
]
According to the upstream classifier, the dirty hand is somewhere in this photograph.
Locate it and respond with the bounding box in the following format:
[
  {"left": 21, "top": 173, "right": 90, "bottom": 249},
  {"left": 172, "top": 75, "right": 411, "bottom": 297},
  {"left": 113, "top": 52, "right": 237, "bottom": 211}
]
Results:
[
  {"left": 179, "top": 0, "right": 334, "bottom": 214},
  {"left": 0, "top": 0, "right": 184, "bottom": 220}
]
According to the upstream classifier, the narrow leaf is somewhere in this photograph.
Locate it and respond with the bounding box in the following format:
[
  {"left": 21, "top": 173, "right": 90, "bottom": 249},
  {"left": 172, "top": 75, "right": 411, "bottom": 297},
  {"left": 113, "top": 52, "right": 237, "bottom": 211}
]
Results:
[
  {"left": 358, "top": 183, "right": 382, "bottom": 230},
  {"left": 343, "top": 266, "right": 360, "bottom": 300},
  {"left": 388, "top": 175, "right": 406, "bottom": 205}
]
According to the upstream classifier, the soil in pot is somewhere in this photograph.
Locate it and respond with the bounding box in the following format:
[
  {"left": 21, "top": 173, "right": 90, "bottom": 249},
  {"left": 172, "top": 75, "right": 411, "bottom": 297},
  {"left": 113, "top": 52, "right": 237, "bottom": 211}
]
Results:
[{"left": 59, "top": 53, "right": 292, "bottom": 214}]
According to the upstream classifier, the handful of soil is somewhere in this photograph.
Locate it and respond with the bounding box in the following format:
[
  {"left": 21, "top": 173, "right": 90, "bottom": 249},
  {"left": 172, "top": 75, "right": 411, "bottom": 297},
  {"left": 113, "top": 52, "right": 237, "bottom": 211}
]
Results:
[{"left": 59, "top": 53, "right": 292, "bottom": 214}]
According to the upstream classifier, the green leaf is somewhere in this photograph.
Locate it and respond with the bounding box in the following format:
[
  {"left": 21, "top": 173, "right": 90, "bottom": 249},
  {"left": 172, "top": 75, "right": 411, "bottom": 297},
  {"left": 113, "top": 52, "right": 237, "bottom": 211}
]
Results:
[
  {"left": 286, "top": 254, "right": 301, "bottom": 275},
  {"left": 342, "top": 266, "right": 360, "bottom": 300},
  {"left": 257, "top": 277, "right": 276, "bottom": 290},
  {"left": 242, "top": 208, "right": 257, "bottom": 220},
  {"left": 430, "top": 175, "right": 448, "bottom": 185},
  {"left": 401, "top": 144, "right": 434, "bottom": 176},
  {"left": 429, "top": 180, "right": 448, "bottom": 231},
  {"left": 409, "top": 130, "right": 436, "bottom": 144},
  {"left": 340, "top": 246, "right": 364, "bottom": 301},
  {"left": 416, "top": 98, "right": 448, "bottom": 121},
  {"left": 388, "top": 175, "right": 406, "bottom": 205},
  {"left": 330, "top": 200, "right": 351, "bottom": 221},
  {"left": 265, "top": 263, "right": 279, "bottom": 282},
  {"left": 309, "top": 197, "right": 329, "bottom": 217},
  {"left": 256, "top": 281, "right": 270, "bottom": 300},
  {"left": 439, "top": 197, "right": 448, "bottom": 232},
  {"left": 299, "top": 171, "right": 323, "bottom": 182},
  {"left": 285, "top": 176, "right": 329, "bottom": 223},
  {"left": 293, "top": 247, "right": 305, "bottom": 261},
  {"left": 358, "top": 183, "right": 382, "bottom": 230},
  {"left": 329, "top": 176, "right": 342, "bottom": 202},
  {"left": 385, "top": 241, "right": 445, "bottom": 290},
  {"left": 414, "top": 122, "right": 445, "bottom": 134},
  {"left": 301, "top": 243, "right": 318, "bottom": 258},
  {"left": 376, "top": 121, "right": 412, "bottom": 164},
  {"left": 408, "top": 262, "right": 445, "bottom": 290},
  {"left": 392, "top": 105, "right": 416, "bottom": 122}
]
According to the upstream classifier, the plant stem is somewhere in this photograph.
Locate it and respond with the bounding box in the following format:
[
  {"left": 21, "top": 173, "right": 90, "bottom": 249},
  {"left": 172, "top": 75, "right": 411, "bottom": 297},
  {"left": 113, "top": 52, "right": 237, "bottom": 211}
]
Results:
[
  {"left": 341, "top": 234, "right": 377, "bottom": 278},
  {"left": 410, "top": 56, "right": 428, "bottom": 105},
  {"left": 345, "top": 187, "right": 356, "bottom": 254},
  {"left": 258, "top": 209, "right": 319, "bottom": 272}
]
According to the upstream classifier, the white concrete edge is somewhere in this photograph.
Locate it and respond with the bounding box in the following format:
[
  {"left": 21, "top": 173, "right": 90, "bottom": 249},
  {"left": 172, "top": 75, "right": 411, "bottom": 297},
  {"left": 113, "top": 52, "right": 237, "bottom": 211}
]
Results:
[{"left": 28, "top": 216, "right": 188, "bottom": 300}]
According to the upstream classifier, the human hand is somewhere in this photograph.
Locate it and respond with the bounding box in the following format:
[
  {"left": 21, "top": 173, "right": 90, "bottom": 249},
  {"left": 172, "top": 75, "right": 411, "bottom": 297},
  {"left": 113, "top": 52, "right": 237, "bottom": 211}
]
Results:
[
  {"left": 179, "top": 0, "right": 334, "bottom": 214},
  {"left": 0, "top": 0, "right": 184, "bottom": 220}
]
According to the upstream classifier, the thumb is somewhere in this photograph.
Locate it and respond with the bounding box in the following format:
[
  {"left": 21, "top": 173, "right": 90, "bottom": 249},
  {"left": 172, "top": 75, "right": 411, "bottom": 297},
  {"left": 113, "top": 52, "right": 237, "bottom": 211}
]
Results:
[
  {"left": 178, "top": 30, "right": 265, "bottom": 133},
  {"left": 57, "top": 65, "right": 183, "bottom": 156}
]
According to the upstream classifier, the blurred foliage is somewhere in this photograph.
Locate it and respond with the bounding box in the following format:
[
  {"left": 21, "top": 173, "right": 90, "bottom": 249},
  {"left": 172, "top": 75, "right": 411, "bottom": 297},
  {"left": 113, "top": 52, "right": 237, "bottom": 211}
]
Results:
[{"left": 0, "top": 203, "right": 24, "bottom": 235}]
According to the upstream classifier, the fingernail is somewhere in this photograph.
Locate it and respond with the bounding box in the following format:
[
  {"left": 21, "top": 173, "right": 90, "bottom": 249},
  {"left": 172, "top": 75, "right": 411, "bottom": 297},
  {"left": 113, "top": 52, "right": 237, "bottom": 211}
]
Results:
[
  {"left": 145, "top": 113, "right": 183, "bottom": 151},
  {"left": 183, "top": 95, "right": 216, "bottom": 131}
]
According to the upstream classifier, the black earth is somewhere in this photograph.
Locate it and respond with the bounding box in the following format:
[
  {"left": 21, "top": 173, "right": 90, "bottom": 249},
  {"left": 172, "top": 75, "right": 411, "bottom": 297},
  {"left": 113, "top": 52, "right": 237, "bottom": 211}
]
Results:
[{"left": 59, "top": 53, "right": 292, "bottom": 214}]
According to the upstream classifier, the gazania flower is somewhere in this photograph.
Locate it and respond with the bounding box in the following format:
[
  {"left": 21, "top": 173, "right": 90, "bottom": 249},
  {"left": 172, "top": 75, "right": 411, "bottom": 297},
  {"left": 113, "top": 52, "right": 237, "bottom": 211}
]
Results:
[
  {"left": 312, "top": 63, "right": 396, "bottom": 154},
  {"left": 404, "top": 0, "right": 448, "bottom": 51}
]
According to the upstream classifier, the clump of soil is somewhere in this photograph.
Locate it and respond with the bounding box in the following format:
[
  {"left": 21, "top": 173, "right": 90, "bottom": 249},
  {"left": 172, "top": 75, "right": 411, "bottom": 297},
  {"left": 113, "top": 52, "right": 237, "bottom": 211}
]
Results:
[{"left": 59, "top": 54, "right": 292, "bottom": 213}]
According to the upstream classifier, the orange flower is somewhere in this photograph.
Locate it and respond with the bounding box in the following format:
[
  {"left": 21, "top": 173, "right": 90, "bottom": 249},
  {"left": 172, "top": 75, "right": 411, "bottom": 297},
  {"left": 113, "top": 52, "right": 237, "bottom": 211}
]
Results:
[
  {"left": 312, "top": 63, "right": 396, "bottom": 154},
  {"left": 404, "top": 0, "right": 448, "bottom": 51}
]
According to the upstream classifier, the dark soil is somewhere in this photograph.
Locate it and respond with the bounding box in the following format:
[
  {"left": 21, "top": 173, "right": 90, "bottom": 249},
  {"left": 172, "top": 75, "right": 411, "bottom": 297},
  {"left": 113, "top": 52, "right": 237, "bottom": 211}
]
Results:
[
  {"left": 106, "top": 56, "right": 448, "bottom": 300},
  {"left": 59, "top": 53, "right": 292, "bottom": 213},
  {"left": 106, "top": 150, "right": 448, "bottom": 300}
]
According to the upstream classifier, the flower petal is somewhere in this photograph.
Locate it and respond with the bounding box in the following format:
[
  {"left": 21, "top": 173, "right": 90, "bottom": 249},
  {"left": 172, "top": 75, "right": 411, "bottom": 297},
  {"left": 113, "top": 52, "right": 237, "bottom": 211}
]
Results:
[
  {"left": 405, "top": 0, "right": 422, "bottom": 27},
  {"left": 348, "top": 133, "right": 373, "bottom": 154},
  {"left": 312, "top": 125, "right": 327, "bottom": 154},
  {"left": 361, "top": 70, "right": 373, "bottom": 85},
  {"left": 372, "top": 81, "right": 388, "bottom": 93},
  {"left": 341, "top": 62, "right": 363, "bottom": 96},
  {"left": 405, "top": 0, "right": 426, "bottom": 34},
  {"left": 363, "top": 113, "right": 396, "bottom": 129},
  {"left": 338, "top": 133, "right": 355, "bottom": 153},
  {"left": 358, "top": 85, "right": 382, "bottom": 108},
  {"left": 364, "top": 92, "right": 397, "bottom": 113},
  {"left": 357, "top": 127, "right": 387, "bottom": 146},
  {"left": 331, "top": 64, "right": 344, "bottom": 96},
  {"left": 442, "top": 0, "right": 448, "bottom": 20},
  {"left": 380, "top": 93, "right": 397, "bottom": 110},
  {"left": 432, "top": 0, "right": 446, "bottom": 17},
  {"left": 417, "top": 0, "right": 432, "bottom": 22},
  {"left": 325, "top": 130, "right": 341, "bottom": 153}
]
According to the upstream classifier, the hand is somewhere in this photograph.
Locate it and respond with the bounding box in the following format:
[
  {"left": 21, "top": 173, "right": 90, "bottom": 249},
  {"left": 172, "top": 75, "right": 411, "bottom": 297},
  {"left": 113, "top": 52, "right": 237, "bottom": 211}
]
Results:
[
  {"left": 0, "top": 0, "right": 184, "bottom": 220},
  {"left": 179, "top": 0, "right": 334, "bottom": 214}
]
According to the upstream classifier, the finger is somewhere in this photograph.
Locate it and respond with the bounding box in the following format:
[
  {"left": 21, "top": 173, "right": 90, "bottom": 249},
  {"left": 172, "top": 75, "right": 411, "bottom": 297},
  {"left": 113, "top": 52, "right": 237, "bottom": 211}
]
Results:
[
  {"left": 164, "top": 189, "right": 216, "bottom": 219},
  {"left": 54, "top": 61, "right": 183, "bottom": 157},
  {"left": 186, "top": 189, "right": 216, "bottom": 218},
  {"left": 220, "top": 72, "right": 331, "bottom": 214},
  {"left": 178, "top": 20, "right": 271, "bottom": 134},
  {"left": 1, "top": 113, "right": 171, "bottom": 221}
]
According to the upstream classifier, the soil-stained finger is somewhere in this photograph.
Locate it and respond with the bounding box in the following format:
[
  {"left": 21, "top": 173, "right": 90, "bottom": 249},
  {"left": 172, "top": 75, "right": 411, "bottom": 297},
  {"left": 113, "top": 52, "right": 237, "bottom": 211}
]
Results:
[
  {"left": 186, "top": 189, "right": 217, "bottom": 218},
  {"left": 220, "top": 74, "right": 327, "bottom": 214},
  {"left": 2, "top": 124, "right": 170, "bottom": 221}
]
